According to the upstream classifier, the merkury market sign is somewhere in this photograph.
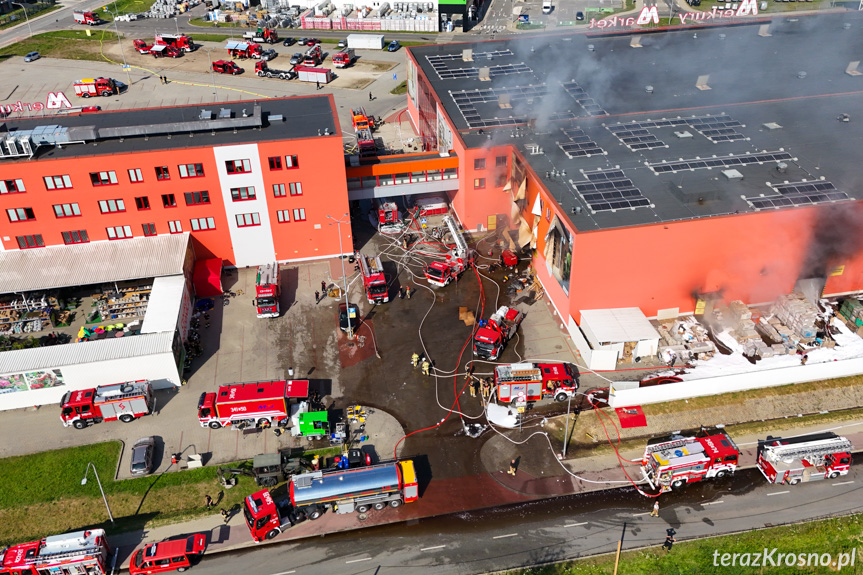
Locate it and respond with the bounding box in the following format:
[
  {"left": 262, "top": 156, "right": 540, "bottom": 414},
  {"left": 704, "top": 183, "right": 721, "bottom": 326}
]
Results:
[
  {"left": 0, "top": 92, "right": 72, "bottom": 115},
  {"left": 588, "top": 0, "right": 758, "bottom": 29}
]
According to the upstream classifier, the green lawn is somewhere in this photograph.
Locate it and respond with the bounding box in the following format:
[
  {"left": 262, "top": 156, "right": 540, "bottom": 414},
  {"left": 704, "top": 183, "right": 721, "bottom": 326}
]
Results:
[
  {"left": 0, "top": 4, "right": 61, "bottom": 31},
  {"left": 0, "top": 30, "right": 120, "bottom": 62},
  {"left": 96, "top": 0, "right": 156, "bottom": 22},
  {"left": 391, "top": 80, "right": 407, "bottom": 95}
]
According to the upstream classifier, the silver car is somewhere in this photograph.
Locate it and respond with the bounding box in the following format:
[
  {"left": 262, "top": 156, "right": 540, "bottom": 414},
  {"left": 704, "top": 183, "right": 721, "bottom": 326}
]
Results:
[
  {"left": 24, "top": 51, "right": 40, "bottom": 62},
  {"left": 130, "top": 436, "right": 155, "bottom": 475}
]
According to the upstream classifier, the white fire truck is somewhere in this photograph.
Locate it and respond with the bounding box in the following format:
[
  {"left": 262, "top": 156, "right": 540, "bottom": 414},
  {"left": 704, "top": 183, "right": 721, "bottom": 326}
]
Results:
[
  {"left": 60, "top": 380, "right": 154, "bottom": 429},
  {"left": 495, "top": 362, "right": 579, "bottom": 403},
  {"left": 0, "top": 529, "right": 113, "bottom": 575},
  {"left": 757, "top": 432, "right": 853, "bottom": 485},
  {"left": 641, "top": 430, "right": 740, "bottom": 491}
]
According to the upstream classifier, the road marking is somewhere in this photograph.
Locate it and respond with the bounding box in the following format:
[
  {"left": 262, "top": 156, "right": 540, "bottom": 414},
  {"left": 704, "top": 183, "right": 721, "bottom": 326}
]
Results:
[
  {"left": 421, "top": 545, "right": 446, "bottom": 551},
  {"left": 703, "top": 501, "right": 724, "bottom": 506},
  {"left": 632, "top": 512, "right": 650, "bottom": 516},
  {"left": 346, "top": 558, "right": 371, "bottom": 564},
  {"left": 493, "top": 533, "right": 518, "bottom": 539},
  {"left": 564, "top": 522, "right": 588, "bottom": 528},
  {"left": 833, "top": 481, "right": 855, "bottom": 486},
  {"left": 271, "top": 571, "right": 296, "bottom": 575},
  {"left": 767, "top": 491, "right": 790, "bottom": 496}
]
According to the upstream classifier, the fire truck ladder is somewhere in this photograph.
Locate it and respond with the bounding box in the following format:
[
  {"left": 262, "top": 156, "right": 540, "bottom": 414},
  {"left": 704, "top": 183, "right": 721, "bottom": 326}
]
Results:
[
  {"left": 765, "top": 438, "right": 853, "bottom": 462},
  {"left": 644, "top": 437, "right": 691, "bottom": 455},
  {"left": 442, "top": 215, "right": 469, "bottom": 259},
  {"left": 258, "top": 262, "right": 277, "bottom": 286},
  {"left": 496, "top": 366, "right": 540, "bottom": 382}
]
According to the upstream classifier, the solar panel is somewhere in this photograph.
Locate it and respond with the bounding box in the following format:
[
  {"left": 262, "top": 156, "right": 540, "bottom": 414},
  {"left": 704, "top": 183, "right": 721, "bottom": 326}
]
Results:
[
  {"left": 573, "top": 170, "right": 651, "bottom": 212},
  {"left": 647, "top": 151, "right": 794, "bottom": 173},
  {"left": 557, "top": 127, "right": 605, "bottom": 158},
  {"left": 745, "top": 181, "right": 849, "bottom": 210},
  {"left": 450, "top": 85, "right": 550, "bottom": 128},
  {"left": 561, "top": 80, "right": 607, "bottom": 116}
]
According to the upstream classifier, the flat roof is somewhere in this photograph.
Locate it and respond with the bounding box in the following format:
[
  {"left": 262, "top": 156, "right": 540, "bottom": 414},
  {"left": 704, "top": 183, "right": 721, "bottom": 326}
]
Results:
[
  {"left": 581, "top": 307, "right": 660, "bottom": 343},
  {"left": 0, "top": 233, "right": 190, "bottom": 294},
  {"left": 140, "top": 275, "right": 186, "bottom": 335},
  {"left": 408, "top": 12, "right": 863, "bottom": 231}
]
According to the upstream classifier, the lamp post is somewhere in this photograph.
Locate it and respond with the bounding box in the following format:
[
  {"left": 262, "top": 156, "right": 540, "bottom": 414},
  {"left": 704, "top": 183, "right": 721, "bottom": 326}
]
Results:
[
  {"left": 327, "top": 213, "right": 353, "bottom": 339},
  {"left": 109, "top": 6, "right": 133, "bottom": 87},
  {"left": 204, "top": 48, "right": 217, "bottom": 102},
  {"left": 82, "top": 462, "right": 114, "bottom": 524},
  {"left": 10, "top": 2, "right": 32, "bottom": 38}
]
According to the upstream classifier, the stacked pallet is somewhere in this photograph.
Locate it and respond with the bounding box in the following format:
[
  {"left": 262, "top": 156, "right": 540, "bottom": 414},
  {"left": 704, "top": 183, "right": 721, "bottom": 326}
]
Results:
[
  {"left": 727, "top": 300, "right": 760, "bottom": 343},
  {"left": 839, "top": 298, "right": 863, "bottom": 326},
  {"left": 770, "top": 292, "right": 819, "bottom": 341}
]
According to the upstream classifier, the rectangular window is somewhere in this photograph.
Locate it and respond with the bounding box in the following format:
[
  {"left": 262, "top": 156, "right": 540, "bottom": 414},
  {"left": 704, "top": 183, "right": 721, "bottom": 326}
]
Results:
[
  {"left": 268, "top": 156, "right": 282, "bottom": 170},
  {"left": 276, "top": 210, "right": 290, "bottom": 223},
  {"left": 168, "top": 220, "right": 182, "bottom": 233},
  {"left": 190, "top": 217, "right": 216, "bottom": 231},
  {"left": 44, "top": 175, "right": 72, "bottom": 190},
  {"left": 394, "top": 173, "right": 410, "bottom": 185},
  {"left": 0, "top": 179, "right": 25, "bottom": 194},
  {"left": 61, "top": 230, "right": 89, "bottom": 244},
  {"left": 231, "top": 187, "right": 256, "bottom": 201},
  {"left": 53, "top": 203, "right": 81, "bottom": 218},
  {"left": 162, "top": 194, "right": 177, "bottom": 208},
  {"left": 273, "top": 184, "right": 286, "bottom": 197},
  {"left": 184, "top": 191, "right": 211, "bottom": 206},
  {"left": 496, "top": 156, "right": 507, "bottom": 167},
  {"left": 235, "top": 212, "right": 260, "bottom": 227},
  {"left": 410, "top": 171, "right": 426, "bottom": 183},
  {"left": 128, "top": 168, "right": 144, "bottom": 183},
  {"left": 178, "top": 163, "right": 204, "bottom": 178},
  {"left": 285, "top": 155, "right": 299, "bottom": 169},
  {"left": 7, "top": 207, "right": 35, "bottom": 222},
  {"left": 225, "top": 159, "right": 252, "bottom": 174},
  {"left": 474, "top": 158, "right": 486, "bottom": 170},
  {"left": 474, "top": 178, "right": 486, "bottom": 189},
  {"left": 142, "top": 223, "right": 156, "bottom": 236},
  {"left": 16, "top": 234, "right": 44, "bottom": 249},
  {"left": 289, "top": 182, "right": 302, "bottom": 196},
  {"left": 135, "top": 196, "right": 150, "bottom": 210},
  {"left": 292, "top": 208, "right": 306, "bottom": 221},
  {"left": 98, "top": 199, "right": 126, "bottom": 213},
  {"left": 106, "top": 225, "right": 133, "bottom": 240},
  {"left": 443, "top": 168, "right": 458, "bottom": 180},
  {"left": 155, "top": 166, "right": 170, "bottom": 180},
  {"left": 90, "top": 171, "right": 118, "bottom": 186}
]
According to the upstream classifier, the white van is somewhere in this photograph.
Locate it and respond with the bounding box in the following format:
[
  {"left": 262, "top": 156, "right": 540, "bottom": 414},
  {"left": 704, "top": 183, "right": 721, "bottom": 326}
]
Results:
[{"left": 542, "top": 1, "right": 553, "bottom": 13}]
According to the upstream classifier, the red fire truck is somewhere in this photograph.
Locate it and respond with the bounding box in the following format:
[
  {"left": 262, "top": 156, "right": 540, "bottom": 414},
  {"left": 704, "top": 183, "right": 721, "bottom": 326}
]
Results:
[
  {"left": 357, "top": 251, "right": 388, "bottom": 304},
  {"left": 253, "top": 262, "right": 280, "bottom": 318},
  {"left": 495, "top": 362, "right": 579, "bottom": 403},
  {"left": 332, "top": 48, "right": 355, "bottom": 68},
  {"left": 757, "top": 432, "right": 853, "bottom": 485},
  {"left": 473, "top": 305, "right": 525, "bottom": 360},
  {"left": 197, "top": 380, "right": 308, "bottom": 429},
  {"left": 128, "top": 533, "right": 206, "bottom": 575},
  {"left": 73, "top": 78, "right": 118, "bottom": 98},
  {"left": 226, "top": 41, "right": 262, "bottom": 59},
  {"left": 0, "top": 529, "right": 112, "bottom": 575},
  {"left": 73, "top": 11, "right": 102, "bottom": 25},
  {"left": 155, "top": 33, "right": 194, "bottom": 52},
  {"left": 60, "top": 380, "right": 154, "bottom": 429},
  {"left": 641, "top": 430, "right": 740, "bottom": 491},
  {"left": 243, "top": 460, "right": 418, "bottom": 541},
  {"left": 424, "top": 215, "right": 472, "bottom": 287}
]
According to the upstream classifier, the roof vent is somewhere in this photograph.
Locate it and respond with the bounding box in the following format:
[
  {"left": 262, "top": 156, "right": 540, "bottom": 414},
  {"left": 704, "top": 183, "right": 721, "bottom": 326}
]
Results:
[
  {"left": 762, "top": 122, "right": 782, "bottom": 130},
  {"left": 219, "top": 108, "right": 232, "bottom": 119},
  {"left": 674, "top": 131, "right": 693, "bottom": 139},
  {"left": 527, "top": 143, "right": 543, "bottom": 155},
  {"left": 722, "top": 169, "right": 744, "bottom": 180},
  {"left": 478, "top": 66, "right": 491, "bottom": 81},
  {"left": 462, "top": 48, "right": 473, "bottom": 62},
  {"left": 498, "top": 94, "right": 511, "bottom": 109}
]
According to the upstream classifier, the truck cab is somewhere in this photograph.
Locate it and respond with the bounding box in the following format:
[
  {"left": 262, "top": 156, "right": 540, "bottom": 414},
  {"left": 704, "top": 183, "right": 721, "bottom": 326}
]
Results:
[
  {"left": 129, "top": 534, "right": 206, "bottom": 575},
  {"left": 212, "top": 60, "right": 243, "bottom": 75}
]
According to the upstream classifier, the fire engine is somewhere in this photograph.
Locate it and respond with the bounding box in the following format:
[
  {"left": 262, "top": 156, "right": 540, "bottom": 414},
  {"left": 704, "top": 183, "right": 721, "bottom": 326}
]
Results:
[
  {"left": 641, "top": 430, "right": 740, "bottom": 491},
  {"left": 132, "top": 39, "right": 152, "bottom": 54},
  {"left": 155, "top": 33, "right": 194, "bottom": 52},
  {"left": 149, "top": 44, "right": 182, "bottom": 59},
  {"left": 495, "top": 362, "right": 579, "bottom": 403},
  {"left": 254, "top": 262, "right": 281, "bottom": 318},
  {"left": 226, "top": 41, "right": 262, "bottom": 59},
  {"left": 243, "top": 27, "right": 279, "bottom": 44},
  {"left": 73, "top": 11, "right": 101, "bottom": 25},
  {"left": 357, "top": 251, "right": 389, "bottom": 304},
  {"left": 303, "top": 44, "right": 323, "bottom": 65},
  {"left": 243, "top": 460, "right": 418, "bottom": 541},
  {"left": 0, "top": 529, "right": 111, "bottom": 575},
  {"left": 73, "top": 78, "right": 118, "bottom": 98},
  {"left": 332, "top": 48, "right": 355, "bottom": 68},
  {"left": 424, "top": 215, "right": 472, "bottom": 287},
  {"left": 757, "top": 432, "right": 853, "bottom": 485},
  {"left": 60, "top": 380, "right": 154, "bottom": 429},
  {"left": 474, "top": 305, "right": 525, "bottom": 360},
  {"left": 212, "top": 60, "right": 243, "bottom": 75},
  {"left": 197, "top": 379, "right": 308, "bottom": 429},
  {"left": 375, "top": 200, "right": 403, "bottom": 233}
]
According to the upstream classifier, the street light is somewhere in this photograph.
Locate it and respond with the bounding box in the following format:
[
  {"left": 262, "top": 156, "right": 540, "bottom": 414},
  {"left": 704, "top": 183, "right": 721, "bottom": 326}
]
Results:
[
  {"left": 82, "top": 462, "right": 114, "bottom": 524},
  {"left": 10, "top": 2, "right": 32, "bottom": 38},
  {"left": 326, "top": 213, "right": 353, "bottom": 339},
  {"left": 108, "top": 6, "right": 133, "bottom": 87},
  {"left": 204, "top": 48, "right": 217, "bottom": 102}
]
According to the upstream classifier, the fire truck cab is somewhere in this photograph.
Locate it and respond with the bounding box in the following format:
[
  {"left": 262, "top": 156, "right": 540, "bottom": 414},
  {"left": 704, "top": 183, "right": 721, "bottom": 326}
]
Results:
[
  {"left": 129, "top": 534, "right": 206, "bottom": 575},
  {"left": 757, "top": 432, "right": 853, "bottom": 485},
  {"left": 641, "top": 430, "right": 740, "bottom": 491},
  {"left": 227, "top": 41, "right": 263, "bottom": 59},
  {"left": 473, "top": 305, "right": 525, "bottom": 360},
  {"left": 253, "top": 262, "right": 281, "bottom": 318},
  {"left": 0, "top": 529, "right": 110, "bottom": 575},
  {"left": 424, "top": 215, "right": 472, "bottom": 287}
]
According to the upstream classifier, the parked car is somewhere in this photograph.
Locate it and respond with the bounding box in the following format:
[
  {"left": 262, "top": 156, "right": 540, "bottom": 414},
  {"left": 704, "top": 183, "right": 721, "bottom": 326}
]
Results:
[
  {"left": 387, "top": 40, "right": 400, "bottom": 52},
  {"left": 261, "top": 48, "right": 277, "bottom": 61},
  {"left": 576, "top": 10, "right": 584, "bottom": 20},
  {"left": 282, "top": 37, "right": 296, "bottom": 46},
  {"left": 289, "top": 52, "right": 303, "bottom": 65},
  {"left": 130, "top": 436, "right": 155, "bottom": 476},
  {"left": 24, "top": 51, "right": 40, "bottom": 62},
  {"left": 305, "top": 37, "right": 319, "bottom": 46},
  {"left": 337, "top": 38, "right": 347, "bottom": 48},
  {"left": 339, "top": 302, "right": 360, "bottom": 333},
  {"left": 298, "top": 37, "right": 308, "bottom": 46},
  {"left": 81, "top": 106, "right": 102, "bottom": 113}
]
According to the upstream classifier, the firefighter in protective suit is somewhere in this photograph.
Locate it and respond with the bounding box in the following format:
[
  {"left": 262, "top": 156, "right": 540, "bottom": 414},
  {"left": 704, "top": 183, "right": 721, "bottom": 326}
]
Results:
[
  {"left": 411, "top": 352, "right": 420, "bottom": 367},
  {"left": 421, "top": 359, "right": 431, "bottom": 376}
]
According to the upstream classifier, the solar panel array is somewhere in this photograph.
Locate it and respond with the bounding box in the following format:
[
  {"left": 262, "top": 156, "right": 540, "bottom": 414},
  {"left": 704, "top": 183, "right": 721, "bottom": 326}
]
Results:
[
  {"left": 687, "top": 115, "right": 745, "bottom": 142},
  {"left": 427, "top": 51, "right": 531, "bottom": 80},
  {"left": 746, "top": 180, "right": 850, "bottom": 210},
  {"left": 607, "top": 125, "right": 666, "bottom": 151},
  {"left": 648, "top": 151, "right": 794, "bottom": 174},
  {"left": 607, "top": 114, "right": 746, "bottom": 149},
  {"left": 572, "top": 169, "right": 652, "bottom": 213},
  {"left": 557, "top": 127, "right": 604, "bottom": 158},
  {"left": 450, "top": 84, "right": 549, "bottom": 129},
  {"left": 562, "top": 81, "right": 607, "bottom": 116}
]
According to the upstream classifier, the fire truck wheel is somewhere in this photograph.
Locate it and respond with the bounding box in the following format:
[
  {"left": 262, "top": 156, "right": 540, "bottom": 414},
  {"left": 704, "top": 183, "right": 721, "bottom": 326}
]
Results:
[
  {"left": 789, "top": 477, "right": 801, "bottom": 485},
  {"left": 308, "top": 508, "right": 322, "bottom": 520},
  {"left": 81, "top": 92, "right": 91, "bottom": 98},
  {"left": 177, "top": 568, "right": 188, "bottom": 572},
  {"left": 715, "top": 469, "right": 729, "bottom": 478},
  {"left": 828, "top": 471, "right": 840, "bottom": 479},
  {"left": 209, "top": 421, "right": 222, "bottom": 429},
  {"left": 265, "top": 529, "right": 280, "bottom": 540},
  {"left": 119, "top": 414, "right": 135, "bottom": 423},
  {"left": 555, "top": 392, "right": 568, "bottom": 403},
  {"left": 671, "top": 479, "right": 685, "bottom": 489},
  {"left": 373, "top": 502, "right": 387, "bottom": 511},
  {"left": 73, "top": 420, "right": 87, "bottom": 430},
  {"left": 389, "top": 499, "right": 403, "bottom": 508},
  {"left": 356, "top": 504, "right": 371, "bottom": 513}
]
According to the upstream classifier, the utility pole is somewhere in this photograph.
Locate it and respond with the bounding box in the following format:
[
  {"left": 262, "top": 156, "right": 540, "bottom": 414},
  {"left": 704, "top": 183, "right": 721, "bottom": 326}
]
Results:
[{"left": 613, "top": 522, "right": 626, "bottom": 575}]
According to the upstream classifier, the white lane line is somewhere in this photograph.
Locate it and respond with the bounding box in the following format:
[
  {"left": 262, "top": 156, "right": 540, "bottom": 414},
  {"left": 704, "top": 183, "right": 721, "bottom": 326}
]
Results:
[
  {"left": 346, "top": 558, "right": 372, "bottom": 564},
  {"left": 632, "top": 512, "right": 650, "bottom": 516},
  {"left": 421, "top": 545, "right": 446, "bottom": 551},
  {"left": 271, "top": 571, "right": 296, "bottom": 575},
  {"left": 493, "top": 533, "right": 518, "bottom": 539},
  {"left": 703, "top": 501, "right": 724, "bottom": 506},
  {"left": 564, "top": 522, "right": 588, "bottom": 528},
  {"left": 767, "top": 491, "right": 790, "bottom": 496},
  {"left": 833, "top": 481, "right": 855, "bottom": 486}
]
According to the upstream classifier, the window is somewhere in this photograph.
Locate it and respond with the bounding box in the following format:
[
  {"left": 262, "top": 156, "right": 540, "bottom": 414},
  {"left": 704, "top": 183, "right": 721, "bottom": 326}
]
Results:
[
  {"left": 142, "top": 223, "right": 156, "bottom": 236},
  {"left": 178, "top": 163, "right": 204, "bottom": 178},
  {"left": 98, "top": 199, "right": 125, "bottom": 213},
  {"left": 155, "top": 166, "right": 170, "bottom": 180},
  {"left": 285, "top": 155, "right": 299, "bottom": 169},
  {"left": 474, "top": 178, "right": 486, "bottom": 189},
  {"left": 289, "top": 182, "right": 302, "bottom": 196},
  {"left": 495, "top": 173, "right": 507, "bottom": 187},
  {"left": 44, "top": 175, "right": 72, "bottom": 190},
  {"left": 273, "top": 184, "right": 286, "bottom": 197},
  {"left": 225, "top": 159, "right": 251, "bottom": 174},
  {"left": 135, "top": 196, "right": 150, "bottom": 210},
  {"left": 184, "top": 191, "right": 210, "bottom": 206},
  {"left": 268, "top": 156, "right": 282, "bottom": 170},
  {"left": 443, "top": 168, "right": 458, "bottom": 180},
  {"left": 235, "top": 212, "right": 260, "bottom": 227},
  {"left": 162, "top": 194, "right": 177, "bottom": 208},
  {"left": 231, "top": 187, "right": 256, "bottom": 201},
  {"left": 16, "top": 234, "right": 43, "bottom": 249},
  {"left": 276, "top": 210, "right": 290, "bottom": 223},
  {"left": 292, "top": 208, "right": 306, "bottom": 221},
  {"left": 410, "top": 171, "right": 426, "bottom": 183},
  {"left": 7, "top": 207, "right": 35, "bottom": 222},
  {"left": 128, "top": 168, "right": 144, "bottom": 183},
  {"left": 496, "top": 156, "right": 507, "bottom": 167},
  {"left": 53, "top": 203, "right": 81, "bottom": 218},
  {"left": 474, "top": 158, "right": 486, "bottom": 170},
  {"left": 90, "top": 171, "right": 118, "bottom": 186},
  {"left": 190, "top": 217, "right": 216, "bottom": 231},
  {"left": 106, "top": 225, "right": 133, "bottom": 240},
  {"left": 168, "top": 220, "right": 182, "bottom": 233},
  {"left": 0, "top": 179, "right": 25, "bottom": 194},
  {"left": 62, "top": 230, "right": 89, "bottom": 244}
]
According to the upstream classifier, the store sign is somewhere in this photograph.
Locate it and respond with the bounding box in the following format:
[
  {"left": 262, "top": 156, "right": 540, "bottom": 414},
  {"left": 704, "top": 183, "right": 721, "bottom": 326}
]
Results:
[
  {"left": 0, "top": 369, "right": 66, "bottom": 394},
  {"left": 587, "top": 0, "right": 757, "bottom": 29},
  {"left": 0, "top": 91, "right": 73, "bottom": 115}
]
